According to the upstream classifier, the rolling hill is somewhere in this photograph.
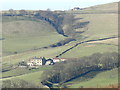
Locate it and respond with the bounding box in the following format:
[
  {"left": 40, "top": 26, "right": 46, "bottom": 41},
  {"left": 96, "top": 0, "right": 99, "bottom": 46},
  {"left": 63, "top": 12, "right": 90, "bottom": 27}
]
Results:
[
  {"left": 57, "top": 2, "right": 118, "bottom": 58},
  {"left": 2, "top": 16, "right": 66, "bottom": 55},
  {"left": 83, "top": 2, "right": 118, "bottom": 12},
  {"left": 1, "top": 2, "right": 119, "bottom": 88},
  {"left": 66, "top": 68, "right": 118, "bottom": 88}
]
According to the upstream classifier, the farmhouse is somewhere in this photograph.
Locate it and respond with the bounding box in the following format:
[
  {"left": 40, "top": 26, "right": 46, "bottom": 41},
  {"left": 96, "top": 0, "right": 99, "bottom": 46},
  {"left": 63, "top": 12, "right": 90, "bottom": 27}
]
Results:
[
  {"left": 27, "top": 57, "right": 54, "bottom": 67},
  {"left": 72, "top": 7, "right": 81, "bottom": 10},
  {"left": 27, "top": 57, "right": 46, "bottom": 66},
  {"left": 26, "top": 56, "right": 67, "bottom": 67}
]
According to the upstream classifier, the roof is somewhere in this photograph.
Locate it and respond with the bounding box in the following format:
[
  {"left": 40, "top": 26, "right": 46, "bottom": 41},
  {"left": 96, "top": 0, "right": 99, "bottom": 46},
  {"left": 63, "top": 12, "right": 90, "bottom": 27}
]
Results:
[
  {"left": 31, "top": 57, "right": 43, "bottom": 59},
  {"left": 53, "top": 58, "right": 60, "bottom": 59},
  {"left": 53, "top": 58, "right": 66, "bottom": 59}
]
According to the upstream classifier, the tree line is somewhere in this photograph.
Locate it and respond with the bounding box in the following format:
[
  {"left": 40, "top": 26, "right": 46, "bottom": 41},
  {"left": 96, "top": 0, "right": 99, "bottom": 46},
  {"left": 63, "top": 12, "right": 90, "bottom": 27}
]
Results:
[
  {"left": 2, "top": 9, "right": 75, "bottom": 37},
  {"left": 41, "top": 52, "right": 119, "bottom": 87},
  {"left": 50, "top": 38, "right": 76, "bottom": 47}
]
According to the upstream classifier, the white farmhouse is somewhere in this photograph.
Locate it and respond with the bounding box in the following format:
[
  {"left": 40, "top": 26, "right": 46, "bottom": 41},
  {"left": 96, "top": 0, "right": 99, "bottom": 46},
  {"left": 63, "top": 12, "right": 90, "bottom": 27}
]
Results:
[{"left": 27, "top": 57, "right": 46, "bottom": 66}]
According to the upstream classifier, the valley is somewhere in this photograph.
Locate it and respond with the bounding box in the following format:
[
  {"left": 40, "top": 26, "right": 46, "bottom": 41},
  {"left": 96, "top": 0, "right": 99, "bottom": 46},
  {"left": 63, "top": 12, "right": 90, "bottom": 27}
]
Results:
[{"left": 1, "top": 2, "right": 119, "bottom": 89}]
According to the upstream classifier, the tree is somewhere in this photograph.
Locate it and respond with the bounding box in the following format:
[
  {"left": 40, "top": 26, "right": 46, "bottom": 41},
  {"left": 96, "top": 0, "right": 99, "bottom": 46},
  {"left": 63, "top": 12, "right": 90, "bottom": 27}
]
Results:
[
  {"left": 9, "top": 9, "right": 15, "bottom": 16},
  {"left": 47, "top": 8, "right": 51, "bottom": 11},
  {"left": 19, "top": 9, "right": 27, "bottom": 15},
  {"left": 18, "top": 61, "right": 27, "bottom": 66}
]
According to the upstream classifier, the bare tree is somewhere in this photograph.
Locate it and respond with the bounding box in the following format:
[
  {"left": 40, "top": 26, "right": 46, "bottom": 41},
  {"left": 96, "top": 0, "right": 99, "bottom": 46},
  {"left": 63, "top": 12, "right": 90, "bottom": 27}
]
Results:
[{"left": 9, "top": 9, "right": 15, "bottom": 16}]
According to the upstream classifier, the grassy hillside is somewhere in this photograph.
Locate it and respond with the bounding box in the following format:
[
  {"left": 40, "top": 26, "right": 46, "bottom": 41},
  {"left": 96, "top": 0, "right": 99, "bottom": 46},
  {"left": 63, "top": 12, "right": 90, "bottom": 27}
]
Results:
[
  {"left": 67, "top": 2, "right": 118, "bottom": 14},
  {"left": 1, "top": 2, "right": 118, "bottom": 88},
  {"left": 2, "top": 70, "right": 43, "bottom": 87},
  {"left": 83, "top": 2, "right": 118, "bottom": 12},
  {"left": 2, "top": 16, "right": 66, "bottom": 55},
  {"left": 2, "top": 2, "right": 118, "bottom": 56},
  {"left": 2, "top": 43, "right": 72, "bottom": 64},
  {"left": 60, "top": 38, "right": 118, "bottom": 58},
  {"left": 74, "top": 14, "right": 118, "bottom": 40},
  {"left": 2, "top": 65, "right": 53, "bottom": 87},
  {"left": 58, "top": 2, "right": 118, "bottom": 58},
  {"left": 67, "top": 68, "right": 118, "bottom": 88},
  {"left": 64, "top": 2, "right": 118, "bottom": 40},
  {"left": 2, "top": 1, "right": 118, "bottom": 68}
]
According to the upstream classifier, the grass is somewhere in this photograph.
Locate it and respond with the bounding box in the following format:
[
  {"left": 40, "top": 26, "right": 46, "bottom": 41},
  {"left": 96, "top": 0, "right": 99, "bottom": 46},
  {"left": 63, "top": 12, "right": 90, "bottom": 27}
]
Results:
[
  {"left": 2, "top": 65, "right": 53, "bottom": 78},
  {"left": 2, "top": 71, "right": 43, "bottom": 86},
  {"left": 74, "top": 13, "right": 118, "bottom": 40},
  {"left": 1, "top": 2, "right": 118, "bottom": 88},
  {"left": 64, "top": 2, "right": 118, "bottom": 41},
  {"left": 2, "top": 65, "right": 53, "bottom": 86},
  {"left": 60, "top": 43, "right": 118, "bottom": 58},
  {"left": 2, "top": 16, "right": 66, "bottom": 55},
  {"left": 2, "top": 4, "right": 118, "bottom": 56},
  {"left": 17, "top": 71, "right": 43, "bottom": 86},
  {"left": 2, "top": 43, "right": 72, "bottom": 64},
  {"left": 87, "top": 38, "right": 118, "bottom": 45},
  {"left": 2, "top": 67, "right": 29, "bottom": 78},
  {"left": 68, "top": 68, "right": 118, "bottom": 88},
  {"left": 82, "top": 2, "right": 118, "bottom": 12},
  {"left": 2, "top": 37, "right": 118, "bottom": 65},
  {"left": 67, "top": 2, "right": 118, "bottom": 14},
  {"left": 1, "top": 16, "right": 46, "bottom": 23},
  {"left": 3, "top": 34, "right": 65, "bottom": 55}
]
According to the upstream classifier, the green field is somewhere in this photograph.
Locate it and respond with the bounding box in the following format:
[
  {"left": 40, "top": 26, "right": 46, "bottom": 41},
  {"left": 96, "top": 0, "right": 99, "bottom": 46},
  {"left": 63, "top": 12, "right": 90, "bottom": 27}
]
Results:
[
  {"left": 2, "top": 65, "right": 53, "bottom": 87},
  {"left": 2, "top": 65, "right": 53, "bottom": 78},
  {"left": 67, "top": 68, "right": 118, "bottom": 88},
  {"left": 2, "top": 16, "right": 66, "bottom": 55},
  {"left": 2, "top": 71, "right": 43, "bottom": 86},
  {"left": 2, "top": 43, "right": 72, "bottom": 65},
  {"left": 60, "top": 43, "right": 118, "bottom": 58},
  {"left": 1, "top": 2, "right": 118, "bottom": 88},
  {"left": 67, "top": 13, "right": 118, "bottom": 41}
]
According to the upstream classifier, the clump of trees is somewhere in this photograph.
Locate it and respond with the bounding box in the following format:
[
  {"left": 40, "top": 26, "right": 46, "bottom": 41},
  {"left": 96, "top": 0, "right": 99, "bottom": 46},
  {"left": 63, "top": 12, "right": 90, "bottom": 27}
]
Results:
[
  {"left": 2, "top": 9, "right": 28, "bottom": 16},
  {"left": 41, "top": 52, "right": 119, "bottom": 86},
  {"left": 18, "top": 60, "right": 27, "bottom": 66},
  {"left": 34, "top": 10, "right": 65, "bottom": 36},
  {"left": 50, "top": 38, "right": 76, "bottom": 47}
]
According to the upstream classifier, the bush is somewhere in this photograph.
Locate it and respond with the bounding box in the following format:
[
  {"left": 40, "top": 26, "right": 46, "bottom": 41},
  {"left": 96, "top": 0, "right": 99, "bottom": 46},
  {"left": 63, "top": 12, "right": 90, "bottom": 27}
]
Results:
[{"left": 18, "top": 61, "right": 27, "bottom": 66}]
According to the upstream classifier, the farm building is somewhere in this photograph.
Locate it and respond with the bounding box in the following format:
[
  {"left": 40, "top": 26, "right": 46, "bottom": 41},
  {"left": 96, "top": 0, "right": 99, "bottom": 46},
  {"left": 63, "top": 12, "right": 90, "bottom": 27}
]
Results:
[
  {"left": 27, "top": 57, "right": 46, "bottom": 66},
  {"left": 27, "top": 57, "right": 54, "bottom": 67},
  {"left": 45, "top": 59, "right": 54, "bottom": 65},
  {"left": 26, "top": 56, "right": 67, "bottom": 67},
  {"left": 52, "top": 58, "right": 66, "bottom": 62},
  {"left": 72, "top": 7, "right": 81, "bottom": 10}
]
